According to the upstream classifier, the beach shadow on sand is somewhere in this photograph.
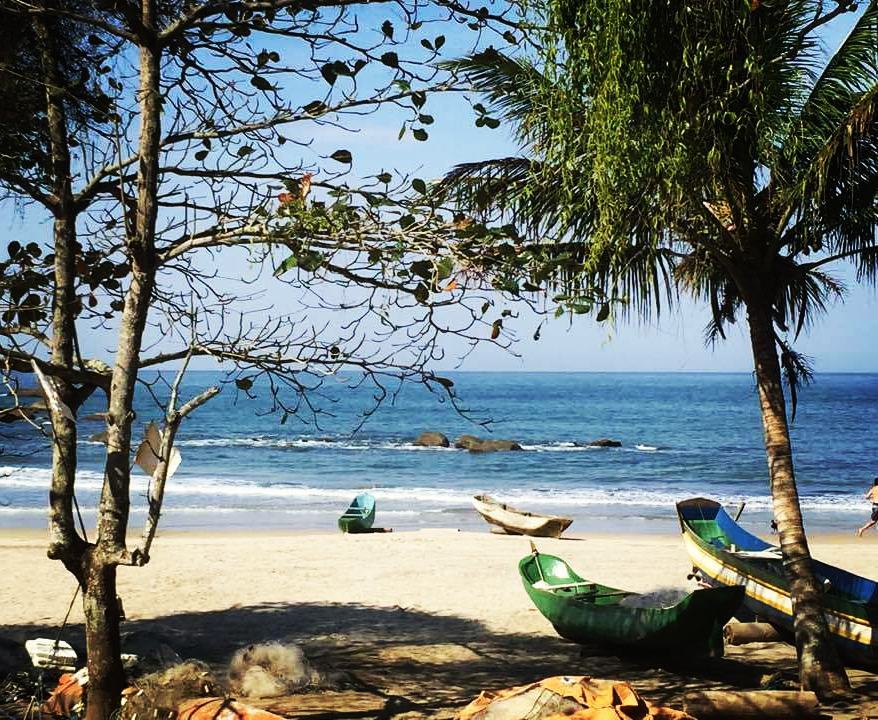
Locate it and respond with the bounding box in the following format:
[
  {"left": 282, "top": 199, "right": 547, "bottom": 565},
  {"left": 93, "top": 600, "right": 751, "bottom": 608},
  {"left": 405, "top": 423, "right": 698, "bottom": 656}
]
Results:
[{"left": 2, "top": 603, "right": 874, "bottom": 719}]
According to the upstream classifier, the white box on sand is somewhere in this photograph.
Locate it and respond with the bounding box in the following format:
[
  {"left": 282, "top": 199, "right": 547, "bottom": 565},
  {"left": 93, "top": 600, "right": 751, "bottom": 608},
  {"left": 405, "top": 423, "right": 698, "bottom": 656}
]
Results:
[{"left": 25, "top": 638, "right": 77, "bottom": 671}]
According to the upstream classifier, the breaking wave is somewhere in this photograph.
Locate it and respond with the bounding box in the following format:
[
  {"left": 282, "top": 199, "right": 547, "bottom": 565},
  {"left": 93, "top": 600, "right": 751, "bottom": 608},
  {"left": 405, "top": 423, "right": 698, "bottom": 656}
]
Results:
[{"left": 0, "top": 465, "right": 866, "bottom": 515}]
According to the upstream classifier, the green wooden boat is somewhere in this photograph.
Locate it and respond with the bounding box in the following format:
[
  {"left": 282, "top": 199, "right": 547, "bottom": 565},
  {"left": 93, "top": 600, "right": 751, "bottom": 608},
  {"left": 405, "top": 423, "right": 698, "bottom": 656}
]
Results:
[
  {"left": 338, "top": 492, "right": 376, "bottom": 533},
  {"left": 519, "top": 548, "right": 744, "bottom": 656}
]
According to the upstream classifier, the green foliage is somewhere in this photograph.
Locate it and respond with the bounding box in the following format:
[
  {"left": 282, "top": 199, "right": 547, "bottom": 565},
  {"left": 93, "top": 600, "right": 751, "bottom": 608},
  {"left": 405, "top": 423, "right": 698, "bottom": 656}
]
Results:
[
  {"left": 444, "top": 0, "right": 876, "bottom": 337},
  {"left": 0, "top": 3, "right": 113, "bottom": 183},
  {"left": 537, "top": 0, "right": 821, "bottom": 254},
  {"left": 0, "top": 242, "right": 51, "bottom": 327}
]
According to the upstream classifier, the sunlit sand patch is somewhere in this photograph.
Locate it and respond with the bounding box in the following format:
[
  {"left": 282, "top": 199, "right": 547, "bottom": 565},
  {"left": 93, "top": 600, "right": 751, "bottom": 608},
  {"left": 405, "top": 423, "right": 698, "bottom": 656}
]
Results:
[{"left": 375, "top": 643, "right": 482, "bottom": 664}]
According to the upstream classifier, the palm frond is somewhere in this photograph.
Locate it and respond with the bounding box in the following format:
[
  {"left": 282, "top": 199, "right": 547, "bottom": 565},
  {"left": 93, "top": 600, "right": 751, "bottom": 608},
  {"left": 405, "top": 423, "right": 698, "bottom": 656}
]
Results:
[
  {"left": 792, "top": 0, "right": 877, "bottom": 153},
  {"left": 773, "top": 263, "right": 846, "bottom": 340},
  {"left": 588, "top": 239, "right": 678, "bottom": 322},
  {"left": 776, "top": 336, "right": 815, "bottom": 422},
  {"left": 778, "top": 2, "right": 878, "bottom": 277},
  {"left": 674, "top": 252, "right": 743, "bottom": 345},
  {"left": 435, "top": 157, "right": 576, "bottom": 239},
  {"left": 441, "top": 50, "right": 552, "bottom": 151}
]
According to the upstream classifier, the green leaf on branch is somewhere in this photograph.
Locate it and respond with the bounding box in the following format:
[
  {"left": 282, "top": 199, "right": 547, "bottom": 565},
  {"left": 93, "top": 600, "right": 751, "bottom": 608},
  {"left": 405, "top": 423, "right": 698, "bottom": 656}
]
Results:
[
  {"left": 235, "top": 377, "right": 254, "bottom": 391},
  {"left": 596, "top": 303, "right": 610, "bottom": 322},
  {"left": 410, "top": 260, "right": 432, "bottom": 280},
  {"left": 303, "top": 100, "right": 327, "bottom": 115},
  {"left": 381, "top": 52, "right": 399, "bottom": 68},
  {"left": 412, "top": 128, "right": 428, "bottom": 141},
  {"left": 412, "top": 178, "right": 427, "bottom": 194},
  {"left": 298, "top": 251, "right": 324, "bottom": 272},
  {"left": 436, "top": 257, "right": 454, "bottom": 280},
  {"left": 320, "top": 63, "right": 338, "bottom": 85},
  {"left": 274, "top": 255, "right": 298, "bottom": 276},
  {"left": 330, "top": 149, "right": 353, "bottom": 164},
  {"left": 251, "top": 75, "right": 273, "bottom": 91}
]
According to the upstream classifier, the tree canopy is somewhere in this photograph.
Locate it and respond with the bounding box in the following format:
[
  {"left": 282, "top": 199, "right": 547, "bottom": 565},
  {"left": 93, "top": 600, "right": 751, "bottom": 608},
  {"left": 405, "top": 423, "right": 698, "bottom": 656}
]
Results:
[{"left": 440, "top": 0, "right": 877, "bottom": 697}]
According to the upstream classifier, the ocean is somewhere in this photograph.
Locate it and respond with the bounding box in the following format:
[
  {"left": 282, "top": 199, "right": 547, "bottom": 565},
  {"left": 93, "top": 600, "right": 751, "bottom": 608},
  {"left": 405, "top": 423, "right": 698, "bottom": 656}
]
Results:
[{"left": 1, "top": 372, "right": 876, "bottom": 536}]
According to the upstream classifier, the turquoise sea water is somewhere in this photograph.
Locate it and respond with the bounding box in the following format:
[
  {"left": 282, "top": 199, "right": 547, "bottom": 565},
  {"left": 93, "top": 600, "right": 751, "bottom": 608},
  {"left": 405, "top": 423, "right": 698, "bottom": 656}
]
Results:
[{"left": 2, "top": 372, "right": 877, "bottom": 535}]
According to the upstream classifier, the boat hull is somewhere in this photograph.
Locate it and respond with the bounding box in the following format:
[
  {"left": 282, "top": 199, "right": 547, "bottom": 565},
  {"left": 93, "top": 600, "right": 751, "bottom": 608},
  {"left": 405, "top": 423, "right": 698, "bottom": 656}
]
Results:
[
  {"left": 473, "top": 495, "right": 572, "bottom": 538},
  {"left": 338, "top": 493, "right": 376, "bottom": 534},
  {"left": 519, "top": 552, "right": 743, "bottom": 656},
  {"left": 677, "top": 497, "right": 878, "bottom": 668}
]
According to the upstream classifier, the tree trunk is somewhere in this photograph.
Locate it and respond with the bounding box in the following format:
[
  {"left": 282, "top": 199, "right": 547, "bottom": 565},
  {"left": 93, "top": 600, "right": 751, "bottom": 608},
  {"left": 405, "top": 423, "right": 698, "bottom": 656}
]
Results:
[
  {"left": 746, "top": 303, "right": 849, "bottom": 698},
  {"left": 32, "top": 4, "right": 86, "bottom": 568},
  {"left": 82, "top": 553, "right": 124, "bottom": 720},
  {"left": 88, "top": 6, "right": 164, "bottom": 717}
]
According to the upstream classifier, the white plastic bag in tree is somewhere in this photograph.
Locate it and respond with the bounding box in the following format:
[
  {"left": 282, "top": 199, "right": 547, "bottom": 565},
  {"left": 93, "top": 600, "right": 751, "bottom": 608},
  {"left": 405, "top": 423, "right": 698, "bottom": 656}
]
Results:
[
  {"left": 135, "top": 421, "right": 181, "bottom": 479},
  {"left": 30, "top": 360, "right": 75, "bottom": 423}
]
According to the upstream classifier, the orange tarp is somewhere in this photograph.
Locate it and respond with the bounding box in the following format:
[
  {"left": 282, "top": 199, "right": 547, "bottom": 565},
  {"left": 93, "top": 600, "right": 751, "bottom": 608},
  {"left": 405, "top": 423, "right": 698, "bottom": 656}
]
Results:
[
  {"left": 178, "top": 698, "right": 287, "bottom": 720},
  {"left": 459, "top": 676, "right": 693, "bottom": 720},
  {"left": 42, "top": 673, "right": 85, "bottom": 717}
]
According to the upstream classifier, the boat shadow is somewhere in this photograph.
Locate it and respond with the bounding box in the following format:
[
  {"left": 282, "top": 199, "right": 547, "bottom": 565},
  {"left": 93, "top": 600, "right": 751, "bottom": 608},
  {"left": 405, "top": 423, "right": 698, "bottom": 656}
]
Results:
[{"left": 5, "top": 601, "right": 870, "bottom": 717}]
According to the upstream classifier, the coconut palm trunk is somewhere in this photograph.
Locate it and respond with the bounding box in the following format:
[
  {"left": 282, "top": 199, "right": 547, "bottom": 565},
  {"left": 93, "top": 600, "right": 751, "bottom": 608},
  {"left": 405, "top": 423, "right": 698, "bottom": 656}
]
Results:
[{"left": 747, "top": 302, "right": 849, "bottom": 696}]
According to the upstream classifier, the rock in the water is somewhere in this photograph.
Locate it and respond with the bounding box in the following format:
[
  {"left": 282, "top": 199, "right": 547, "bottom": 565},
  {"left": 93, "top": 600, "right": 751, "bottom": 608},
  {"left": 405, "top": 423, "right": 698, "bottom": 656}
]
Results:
[
  {"left": 454, "top": 435, "right": 522, "bottom": 452},
  {"left": 454, "top": 434, "right": 483, "bottom": 450},
  {"left": 469, "top": 439, "right": 522, "bottom": 453},
  {"left": 413, "top": 431, "right": 450, "bottom": 448},
  {"left": 588, "top": 438, "right": 622, "bottom": 448}
]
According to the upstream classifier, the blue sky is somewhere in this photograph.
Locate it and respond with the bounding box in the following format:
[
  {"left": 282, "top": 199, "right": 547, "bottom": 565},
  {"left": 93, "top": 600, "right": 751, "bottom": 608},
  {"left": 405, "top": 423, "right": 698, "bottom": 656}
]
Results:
[{"left": 2, "top": 6, "right": 874, "bottom": 374}]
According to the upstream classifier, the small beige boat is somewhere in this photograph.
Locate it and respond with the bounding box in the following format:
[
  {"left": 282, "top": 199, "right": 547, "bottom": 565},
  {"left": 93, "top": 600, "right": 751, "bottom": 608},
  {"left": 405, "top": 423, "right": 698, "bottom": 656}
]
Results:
[{"left": 472, "top": 494, "right": 573, "bottom": 538}]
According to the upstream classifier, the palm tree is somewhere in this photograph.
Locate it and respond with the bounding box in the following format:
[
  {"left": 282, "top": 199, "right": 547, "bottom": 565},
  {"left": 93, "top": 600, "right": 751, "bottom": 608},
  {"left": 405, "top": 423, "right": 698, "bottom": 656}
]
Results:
[{"left": 440, "top": 0, "right": 877, "bottom": 698}]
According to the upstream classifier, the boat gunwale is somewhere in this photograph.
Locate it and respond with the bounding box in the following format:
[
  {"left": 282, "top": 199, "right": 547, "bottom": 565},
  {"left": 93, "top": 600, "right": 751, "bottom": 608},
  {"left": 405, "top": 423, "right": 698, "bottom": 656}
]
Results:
[
  {"left": 519, "top": 552, "right": 729, "bottom": 615},
  {"left": 473, "top": 494, "right": 573, "bottom": 522},
  {"left": 676, "top": 499, "right": 876, "bottom": 623}
]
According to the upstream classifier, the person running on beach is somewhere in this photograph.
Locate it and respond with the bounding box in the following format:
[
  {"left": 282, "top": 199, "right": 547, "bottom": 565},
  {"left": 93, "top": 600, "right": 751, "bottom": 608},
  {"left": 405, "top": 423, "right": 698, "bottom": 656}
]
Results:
[{"left": 856, "top": 478, "right": 878, "bottom": 537}]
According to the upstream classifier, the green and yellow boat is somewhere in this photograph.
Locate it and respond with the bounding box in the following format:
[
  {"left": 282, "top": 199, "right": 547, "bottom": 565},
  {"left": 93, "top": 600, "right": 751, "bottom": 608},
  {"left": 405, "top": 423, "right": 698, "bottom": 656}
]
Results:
[
  {"left": 519, "top": 548, "right": 744, "bottom": 656},
  {"left": 677, "top": 497, "right": 878, "bottom": 668},
  {"left": 338, "top": 492, "right": 376, "bottom": 533}
]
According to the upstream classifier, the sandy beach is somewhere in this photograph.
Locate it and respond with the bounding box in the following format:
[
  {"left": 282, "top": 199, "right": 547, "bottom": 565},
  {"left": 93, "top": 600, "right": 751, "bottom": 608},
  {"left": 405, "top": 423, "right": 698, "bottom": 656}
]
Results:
[{"left": 3, "top": 528, "right": 878, "bottom": 717}]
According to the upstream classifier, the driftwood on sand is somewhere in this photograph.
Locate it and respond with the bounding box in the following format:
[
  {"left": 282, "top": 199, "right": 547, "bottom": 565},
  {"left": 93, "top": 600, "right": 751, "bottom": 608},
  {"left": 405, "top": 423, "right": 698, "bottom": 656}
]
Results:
[
  {"left": 722, "top": 623, "right": 783, "bottom": 645},
  {"left": 683, "top": 690, "right": 820, "bottom": 719}
]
